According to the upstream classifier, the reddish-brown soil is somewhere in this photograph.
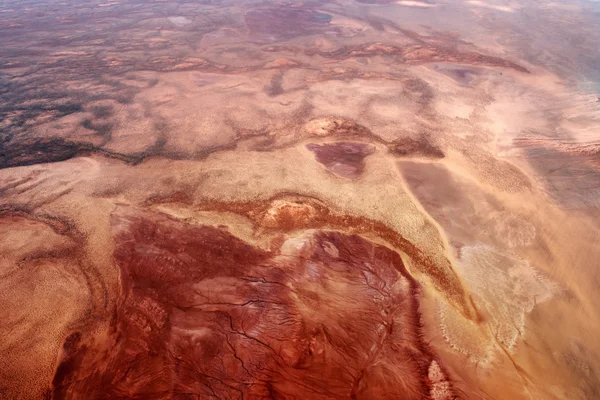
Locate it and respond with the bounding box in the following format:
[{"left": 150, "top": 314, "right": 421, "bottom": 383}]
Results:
[
  {"left": 3, "top": 0, "right": 596, "bottom": 398},
  {"left": 140, "top": 194, "right": 476, "bottom": 320},
  {"left": 51, "top": 207, "right": 454, "bottom": 400}
]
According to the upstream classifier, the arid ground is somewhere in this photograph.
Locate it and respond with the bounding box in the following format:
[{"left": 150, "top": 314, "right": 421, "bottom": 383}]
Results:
[{"left": 1, "top": 0, "right": 600, "bottom": 399}]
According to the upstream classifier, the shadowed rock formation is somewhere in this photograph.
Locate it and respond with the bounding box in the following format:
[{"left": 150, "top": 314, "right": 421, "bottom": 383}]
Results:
[{"left": 51, "top": 207, "right": 455, "bottom": 400}]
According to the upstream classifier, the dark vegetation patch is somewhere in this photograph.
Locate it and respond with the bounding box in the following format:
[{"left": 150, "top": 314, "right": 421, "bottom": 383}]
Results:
[
  {"left": 90, "top": 105, "right": 114, "bottom": 119},
  {"left": 265, "top": 72, "right": 284, "bottom": 96},
  {"left": 0, "top": 0, "right": 240, "bottom": 166},
  {"left": 0, "top": 137, "right": 138, "bottom": 170},
  {"left": 245, "top": 5, "right": 332, "bottom": 40},
  {"left": 81, "top": 119, "right": 113, "bottom": 140},
  {"left": 402, "top": 78, "right": 435, "bottom": 108}
]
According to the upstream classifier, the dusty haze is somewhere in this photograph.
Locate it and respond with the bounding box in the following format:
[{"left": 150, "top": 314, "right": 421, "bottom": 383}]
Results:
[{"left": 1, "top": 0, "right": 600, "bottom": 399}]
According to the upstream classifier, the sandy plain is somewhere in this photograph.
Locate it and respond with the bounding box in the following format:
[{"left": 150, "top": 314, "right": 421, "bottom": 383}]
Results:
[{"left": 0, "top": 0, "right": 599, "bottom": 399}]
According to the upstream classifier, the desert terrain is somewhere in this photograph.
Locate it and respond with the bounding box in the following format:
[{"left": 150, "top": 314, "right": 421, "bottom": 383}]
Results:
[{"left": 0, "top": 0, "right": 599, "bottom": 399}]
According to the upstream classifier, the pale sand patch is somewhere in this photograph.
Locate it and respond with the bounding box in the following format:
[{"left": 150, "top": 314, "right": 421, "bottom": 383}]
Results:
[
  {"left": 396, "top": 1, "right": 438, "bottom": 8},
  {"left": 167, "top": 16, "right": 192, "bottom": 27},
  {"left": 467, "top": 0, "right": 515, "bottom": 13}
]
